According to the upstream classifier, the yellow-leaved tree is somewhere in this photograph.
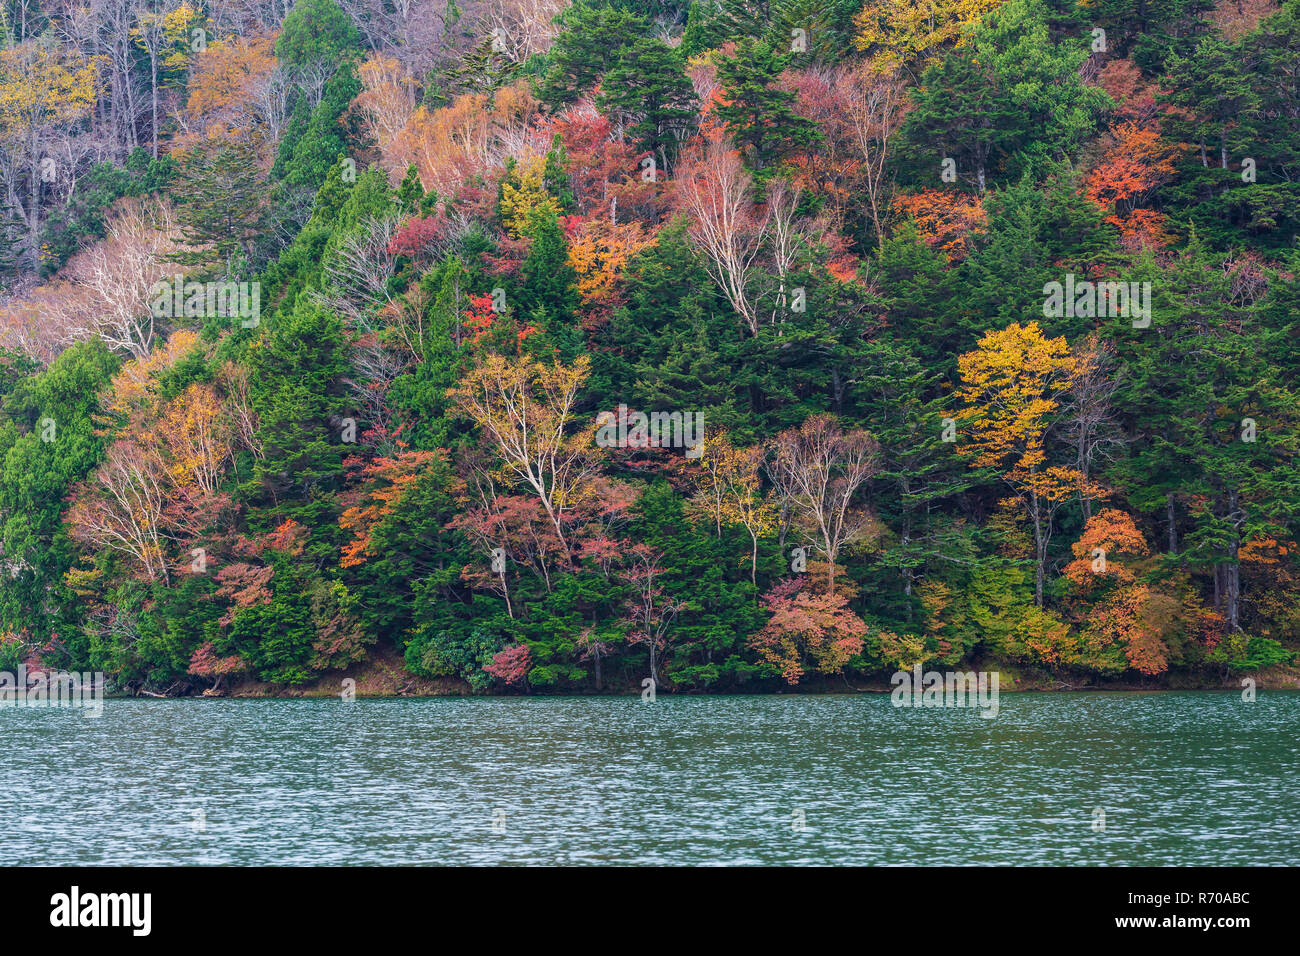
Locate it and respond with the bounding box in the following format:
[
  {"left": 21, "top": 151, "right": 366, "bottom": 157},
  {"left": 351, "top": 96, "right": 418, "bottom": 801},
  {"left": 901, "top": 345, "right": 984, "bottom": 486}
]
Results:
[
  {"left": 132, "top": 1, "right": 207, "bottom": 157},
  {"left": 157, "top": 382, "right": 234, "bottom": 496},
  {"left": 448, "top": 353, "right": 596, "bottom": 569},
  {"left": 689, "top": 431, "right": 777, "bottom": 584},
  {"left": 955, "top": 321, "right": 1091, "bottom": 606},
  {"left": 853, "top": 0, "right": 1004, "bottom": 77},
  {"left": 499, "top": 154, "right": 562, "bottom": 238},
  {"left": 0, "top": 42, "right": 98, "bottom": 265}
]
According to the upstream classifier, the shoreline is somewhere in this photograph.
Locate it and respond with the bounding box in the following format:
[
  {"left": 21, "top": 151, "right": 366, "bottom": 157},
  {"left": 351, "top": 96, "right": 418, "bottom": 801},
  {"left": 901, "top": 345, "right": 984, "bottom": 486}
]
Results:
[
  {"left": 126, "top": 669, "right": 1300, "bottom": 700},
  {"left": 95, "top": 644, "right": 1300, "bottom": 699}
]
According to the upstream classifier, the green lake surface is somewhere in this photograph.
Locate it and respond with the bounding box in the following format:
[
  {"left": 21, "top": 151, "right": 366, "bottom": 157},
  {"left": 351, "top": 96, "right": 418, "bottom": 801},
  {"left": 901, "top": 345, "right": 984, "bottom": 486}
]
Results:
[{"left": 4, "top": 691, "right": 1297, "bottom": 865}]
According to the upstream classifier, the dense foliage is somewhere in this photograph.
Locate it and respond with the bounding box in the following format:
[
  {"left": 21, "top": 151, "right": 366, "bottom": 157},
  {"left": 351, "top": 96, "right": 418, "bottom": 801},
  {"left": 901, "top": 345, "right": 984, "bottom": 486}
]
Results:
[{"left": 1, "top": 0, "right": 1298, "bottom": 693}]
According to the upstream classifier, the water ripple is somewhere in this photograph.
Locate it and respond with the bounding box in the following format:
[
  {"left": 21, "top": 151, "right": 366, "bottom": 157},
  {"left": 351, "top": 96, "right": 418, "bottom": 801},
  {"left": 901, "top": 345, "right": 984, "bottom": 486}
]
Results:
[{"left": 1, "top": 692, "right": 1297, "bottom": 865}]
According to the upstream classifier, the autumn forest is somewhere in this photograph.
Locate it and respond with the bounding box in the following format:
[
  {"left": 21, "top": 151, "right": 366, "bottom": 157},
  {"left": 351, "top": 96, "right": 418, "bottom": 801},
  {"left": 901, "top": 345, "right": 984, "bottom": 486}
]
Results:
[{"left": 0, "top": 0, "right": 1298, "bottom": 695}]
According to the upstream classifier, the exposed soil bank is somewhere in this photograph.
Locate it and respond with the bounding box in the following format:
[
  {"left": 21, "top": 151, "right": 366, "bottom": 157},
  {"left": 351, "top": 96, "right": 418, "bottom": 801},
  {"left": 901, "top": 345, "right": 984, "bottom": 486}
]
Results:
[{"left": 212, "top": 643, "right": 468, "bottom": 698}]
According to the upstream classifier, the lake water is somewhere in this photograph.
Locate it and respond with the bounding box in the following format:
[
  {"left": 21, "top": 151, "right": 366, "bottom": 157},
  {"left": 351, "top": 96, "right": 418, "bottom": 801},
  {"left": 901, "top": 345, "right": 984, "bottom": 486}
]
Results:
[{"left": 3, "top": 692, "right": 1297, "bottom": 865}]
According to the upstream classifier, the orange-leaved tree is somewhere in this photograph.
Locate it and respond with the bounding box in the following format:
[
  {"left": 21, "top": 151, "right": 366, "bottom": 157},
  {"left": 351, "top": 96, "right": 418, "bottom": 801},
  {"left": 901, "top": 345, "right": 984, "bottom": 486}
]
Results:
[
  {"left": 1060, "top": 509, "right": 1183, "bottom": 676},
  {"left": 892, "top": 188, "right": 986, "bottom": 262},
  {"left": 1084, "top": 122, "right": 1186, "bottom": 250},
  {"left": 339, "top": 450, "right": 441, "bottom": 569},
  {"left": 565, "top": 216, "right": 655, "bottom": 321}
]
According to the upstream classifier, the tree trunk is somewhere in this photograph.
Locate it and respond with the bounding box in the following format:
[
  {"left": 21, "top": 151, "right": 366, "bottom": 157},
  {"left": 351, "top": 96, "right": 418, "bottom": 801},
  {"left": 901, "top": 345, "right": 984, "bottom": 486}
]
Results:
[
  {"left": 901, "top": 520, "right": 913, "bottom": 598},
  {"left": 150, "top": 52, "right": 159, "bottom": 159},
  {"left": 538, "top": 496, "right": 574, "bottom": 572},
  {"left": 1225, "top": 489, "right": 1242, "bottom": 632},
  {"left": 26, "top": 128, "right": 40, "bottom": 267},
  {"left": 1225, "top": 561, "right": 1241, "bottom": 632},
  {"left": 499, "top": 567, "right": 513, "bottom": 619},
  {"left": 1166, "top": 493, "right": 1177, "bottom": 555},
  {"left": 1078, "top": 435, "right": 1092, "bottom": 521},
  {"left": 823, "top": 533, "right": 836, "bottom": 597},
  {"left": 1032, "top": 492, "right": 1045, "bottom": 608},
  {"left": 749, "top": 528, "right": 758, "bottom": 586}
]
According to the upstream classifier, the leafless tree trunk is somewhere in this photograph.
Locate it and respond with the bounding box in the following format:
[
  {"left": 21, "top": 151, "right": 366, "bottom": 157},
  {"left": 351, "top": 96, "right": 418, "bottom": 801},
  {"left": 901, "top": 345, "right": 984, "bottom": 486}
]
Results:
[{"left": 769, "top": 414, "right": 880, "bottom": 596}]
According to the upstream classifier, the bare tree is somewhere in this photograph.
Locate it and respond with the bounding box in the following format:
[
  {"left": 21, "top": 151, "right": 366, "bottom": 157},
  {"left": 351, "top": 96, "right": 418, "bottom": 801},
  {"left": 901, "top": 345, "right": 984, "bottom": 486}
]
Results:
[
  {"left": 96, "top": 0, "right": 150, "bottom": 156},
  {"left": 67, "top": 439, "right": 171, "bottom": 583},
  {"left": 382, "top": 284, "right": 431, "bottom": 363},
  {"left": 132, "top": 3, "right": 168, "bottom": 159},
  {"left": 842, "top": 64, "right": 909, "bottom": 246},
  {"left": 250, "top": 63, "right": 293, "bottom": 148},
  {"left": 1061, "top": 333, "right": 1124, "bottom": 521},
  {"left": 63, "top": 196, "right": 191, "bottom": 359},
  {"left": 218, "top": 360, "right": 264, "bottom": 461},
  {"left": 292, "top": 60, "right": 335, "bottom": 112},
  {"left": 481, "top": 0, "right": 569, "bottom": 65},
  {"left": 317, "top": 213, "right": 401, "bottom": 330},
  {"left": 0, "top": 279, "right": 80, "bottom": 361},
  {"left": 206, "top": 0, "right": 293, "bottom": 35},
  {"left": 674, "top": 132, "right": 770, "bottom": 335},
  {"left": 769, "top": 414, "right": 881, "bottom": 595},
  {"left": 764, "top": 176, "right": 811, "bottom": 323},
  {"left": 621, "top": 543, "right": 685, "bottom": 686}
]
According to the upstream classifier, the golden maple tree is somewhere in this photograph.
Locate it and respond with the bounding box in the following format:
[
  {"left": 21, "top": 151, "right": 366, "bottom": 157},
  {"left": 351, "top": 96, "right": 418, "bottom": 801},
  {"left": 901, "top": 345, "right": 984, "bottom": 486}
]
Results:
[
  {"left": 956, "top": 322, "right": 1089, "bottom": 606},
  {"left": 853, "top": 0, "right": 1004, "bottom": 77}
]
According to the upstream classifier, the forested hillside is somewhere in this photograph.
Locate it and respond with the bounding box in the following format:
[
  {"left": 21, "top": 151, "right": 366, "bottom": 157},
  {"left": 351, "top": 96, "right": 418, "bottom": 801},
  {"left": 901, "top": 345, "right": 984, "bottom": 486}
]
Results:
[{"left": 0, "top": 0, "right": 1297, "bottom": 694}]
